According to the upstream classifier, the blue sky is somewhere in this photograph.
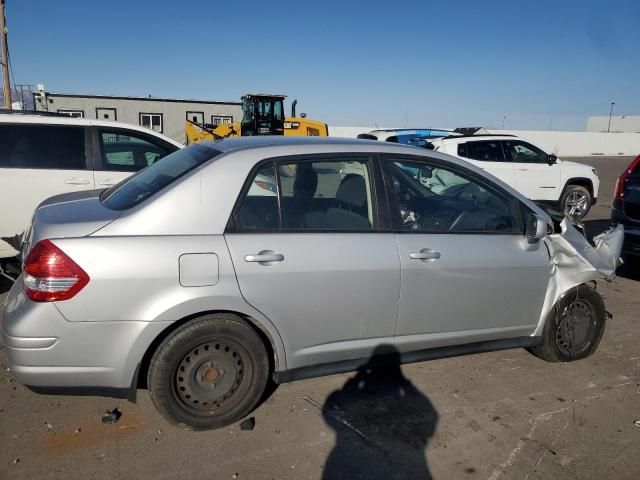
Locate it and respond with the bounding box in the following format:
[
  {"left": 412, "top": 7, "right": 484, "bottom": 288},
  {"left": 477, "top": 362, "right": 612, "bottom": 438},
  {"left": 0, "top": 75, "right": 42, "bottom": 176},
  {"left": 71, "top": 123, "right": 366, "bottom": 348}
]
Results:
[{"left": 6, "top": 0, "right": 639, "bottom": 130}]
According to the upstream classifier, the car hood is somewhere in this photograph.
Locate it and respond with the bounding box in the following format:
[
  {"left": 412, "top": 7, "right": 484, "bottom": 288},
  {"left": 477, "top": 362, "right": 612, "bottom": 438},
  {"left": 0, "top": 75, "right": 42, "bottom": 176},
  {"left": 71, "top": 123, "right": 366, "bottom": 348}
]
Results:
[
  {"left": 558, "top": 159, "right": 595, "bottom": 171},
  {"left": 26, "top": 189, "right": 122, "bottom": 253}
]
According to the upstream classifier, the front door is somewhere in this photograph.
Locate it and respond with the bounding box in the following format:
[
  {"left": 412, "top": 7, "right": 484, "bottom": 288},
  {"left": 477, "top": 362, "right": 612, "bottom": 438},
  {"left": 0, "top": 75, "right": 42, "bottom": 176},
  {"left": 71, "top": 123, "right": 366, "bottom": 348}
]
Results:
[
  {"left": 382, "top": 155, "right": 550, "bottom": 353},
  {"left": 459, "top": 139, "right": 515, "bottom": 186},
  {"left": 225, "top": 156, "right": 400, "bottom": 370},
  {"left": 93, "top": 128, "right": 176, "bottom": 188},
  {"left": 504, "top": 139, "right": 561, "bottom": 201}
]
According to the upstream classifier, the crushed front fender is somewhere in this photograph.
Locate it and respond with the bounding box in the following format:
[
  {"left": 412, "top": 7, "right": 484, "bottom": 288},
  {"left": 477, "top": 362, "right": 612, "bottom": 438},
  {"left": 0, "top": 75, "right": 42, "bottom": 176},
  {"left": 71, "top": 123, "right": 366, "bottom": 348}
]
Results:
[{"left": 533, "top": 220, "right": 624, "bottom": 336}]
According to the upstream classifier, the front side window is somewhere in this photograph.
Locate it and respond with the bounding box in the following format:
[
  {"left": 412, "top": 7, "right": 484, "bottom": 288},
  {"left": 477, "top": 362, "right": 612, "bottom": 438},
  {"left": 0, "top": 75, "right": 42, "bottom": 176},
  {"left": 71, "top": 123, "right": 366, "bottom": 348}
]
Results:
[
  {"left": 464, "top": 141, "right": 507, "bottom": 162},
  {"left": 504, "top": 140, "right": 548, "bottom": 163},
  {"left": 101, "top": 144, "right": 219, "bottom": 210},
  {"left": 139, "top": 113, "right": 163, "bottom": 133},
  {"left": 0, "top": 124, "right": 85, "bottom": 170},
  {"left": 99, "top": 130, "right": 174, "bottom": 171},
  {"left": 385, "top": 157, "right": 519, "bottom": 233},
  {"left": 233, "top": 158, "right": 374, "bottom": 231}
]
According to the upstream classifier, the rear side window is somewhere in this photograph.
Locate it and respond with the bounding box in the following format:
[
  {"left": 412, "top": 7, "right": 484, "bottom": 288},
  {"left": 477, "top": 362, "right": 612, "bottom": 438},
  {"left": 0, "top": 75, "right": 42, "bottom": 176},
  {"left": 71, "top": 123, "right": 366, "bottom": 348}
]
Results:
[
  {"left": 465, "top": 141, "right": 507, "bottom": 162},
  {"left": 0, "top": 124, "right": 85, "bottom": 169},
  {"left": 101, "top": 144, "right": 220, "bottom": 210},
  {"left": 99, "top": 130, "right": 174, "bottom": 172},
  {"left": 232, "top": 157, "right": 374, "bottom": 231}
]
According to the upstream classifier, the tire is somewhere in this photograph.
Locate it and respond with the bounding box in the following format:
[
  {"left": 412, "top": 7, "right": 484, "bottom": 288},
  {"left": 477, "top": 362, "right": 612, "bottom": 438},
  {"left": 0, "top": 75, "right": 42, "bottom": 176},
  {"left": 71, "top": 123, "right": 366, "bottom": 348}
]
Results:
[
  {"left": 528, "top": 284, "right": 605, "bottom": 362},
  {"left": 561, "top": 185, "right": 592, "bottom": 219},
  {"left": 148, "top": 313, "right": 270, "bottom": 430}
]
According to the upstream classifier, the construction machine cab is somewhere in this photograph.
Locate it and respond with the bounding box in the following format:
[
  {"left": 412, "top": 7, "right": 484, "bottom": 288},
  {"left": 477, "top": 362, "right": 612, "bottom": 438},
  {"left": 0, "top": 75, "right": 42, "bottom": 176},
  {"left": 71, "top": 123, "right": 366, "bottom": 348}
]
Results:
[{"left": 241, "top": 94, "right": 286, "bottom": 136}]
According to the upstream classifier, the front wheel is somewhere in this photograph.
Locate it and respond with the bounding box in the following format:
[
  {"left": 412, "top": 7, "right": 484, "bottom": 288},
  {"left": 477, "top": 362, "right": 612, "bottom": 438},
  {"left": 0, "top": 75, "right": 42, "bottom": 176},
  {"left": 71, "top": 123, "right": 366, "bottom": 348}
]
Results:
[
  {"left": 528, "top": 284, "right": 606, "bottom": 362},
  {"left": 148, "top": 313, "right": 270, "bottom": 430},
  {"left": 561, "top": 185, "right": 592, "bottom": 219}
]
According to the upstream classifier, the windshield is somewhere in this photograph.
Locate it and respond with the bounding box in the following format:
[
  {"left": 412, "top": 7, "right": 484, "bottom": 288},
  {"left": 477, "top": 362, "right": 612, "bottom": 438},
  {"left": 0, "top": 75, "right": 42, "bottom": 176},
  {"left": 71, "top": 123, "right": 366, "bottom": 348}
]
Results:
[{"left": 100, "top": 144, "right": 221, "bottom": 210}]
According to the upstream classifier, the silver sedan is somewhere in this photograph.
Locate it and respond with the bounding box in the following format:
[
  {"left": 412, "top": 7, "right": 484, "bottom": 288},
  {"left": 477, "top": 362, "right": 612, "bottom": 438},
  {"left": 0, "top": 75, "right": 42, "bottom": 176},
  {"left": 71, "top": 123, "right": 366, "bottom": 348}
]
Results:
[{"left": 1, "top": 137, "right": 622, "bottom": 430}]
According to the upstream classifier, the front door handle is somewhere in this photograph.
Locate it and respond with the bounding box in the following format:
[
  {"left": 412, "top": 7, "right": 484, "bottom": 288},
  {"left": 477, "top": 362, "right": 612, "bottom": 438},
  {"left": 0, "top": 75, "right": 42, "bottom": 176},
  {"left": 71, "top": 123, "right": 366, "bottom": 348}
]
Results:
[
  {"left": 409, "top": 250, "right": 441, "bottom": 260},
  {"left": 516, "top": 168, "right": 529, "bottom": 172},
  {"left": 245, "top": 252, "right": 284, "bottom": 263},
  {"left": 64, "top": 178, "right": 91, "bottom": 185},
  {"left": 97, "top": 179, "right": 116, "bottom": 186}
]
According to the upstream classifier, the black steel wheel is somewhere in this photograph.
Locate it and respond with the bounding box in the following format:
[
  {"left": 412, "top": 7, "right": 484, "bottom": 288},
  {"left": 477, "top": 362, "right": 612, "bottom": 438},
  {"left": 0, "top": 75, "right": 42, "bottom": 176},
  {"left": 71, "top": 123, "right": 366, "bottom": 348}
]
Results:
[
  {"left": 148, "top": 313, "right": 270, "bottom": 430},
  {"left": 554, "top": 299, "right": 598, "bottom": 358},
  {"left": 528, "top": 284, "right": 606, "bottom": 362}
]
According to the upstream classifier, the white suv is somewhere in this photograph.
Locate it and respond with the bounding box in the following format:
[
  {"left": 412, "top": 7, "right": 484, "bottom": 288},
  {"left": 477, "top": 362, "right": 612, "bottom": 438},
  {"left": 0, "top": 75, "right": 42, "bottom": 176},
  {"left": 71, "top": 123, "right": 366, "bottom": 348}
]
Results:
[
  {"left": 428, "top": 135, "right": 599, "bottom": 218},
  {"left": 0, "top": 112, "right": 183, "bottom": 261}
]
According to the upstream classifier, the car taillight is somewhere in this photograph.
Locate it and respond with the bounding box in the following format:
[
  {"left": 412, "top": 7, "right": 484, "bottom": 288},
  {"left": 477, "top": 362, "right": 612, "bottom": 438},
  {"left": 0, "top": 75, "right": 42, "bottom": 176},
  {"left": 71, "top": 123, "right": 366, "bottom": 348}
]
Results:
[
  {"left": 614, "top": 154, "right": 640, "bottom": 203},
  {"left": 23, "top": 240, "right": 89, "bottom": 302}
]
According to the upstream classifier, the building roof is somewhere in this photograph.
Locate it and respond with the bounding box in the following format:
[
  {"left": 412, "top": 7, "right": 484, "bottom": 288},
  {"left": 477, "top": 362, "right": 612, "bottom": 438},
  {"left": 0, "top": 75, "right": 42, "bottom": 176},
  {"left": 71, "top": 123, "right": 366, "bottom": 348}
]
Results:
[{"left": 40, "top": 92, "right": 242, "bottom": 106}]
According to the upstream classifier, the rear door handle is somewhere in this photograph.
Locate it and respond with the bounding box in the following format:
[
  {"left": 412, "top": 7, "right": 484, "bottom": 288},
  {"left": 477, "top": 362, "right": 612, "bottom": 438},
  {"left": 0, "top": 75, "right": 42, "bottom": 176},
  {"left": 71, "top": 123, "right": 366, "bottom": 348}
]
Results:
[
  {"left": 245, "top": 252, "right": 284, "bottom": 263},
  {"left": 517, "top": 168, "right": 529, "bottom": 172},
  {"left": 64, "top": 178, "right": 90, "bottom": 185},
  {"left": 409, "top": 250, "right": 441, "bottom": 260},
  {"left": 97, "top": 181, "right": 116, "bottom": 186}
]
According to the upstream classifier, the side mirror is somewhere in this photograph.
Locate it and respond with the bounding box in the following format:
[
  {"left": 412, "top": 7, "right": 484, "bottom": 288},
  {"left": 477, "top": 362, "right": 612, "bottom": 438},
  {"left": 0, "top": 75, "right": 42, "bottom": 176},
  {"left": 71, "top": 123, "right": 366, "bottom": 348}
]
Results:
[
  {"left": 524, "top": 213, "right": 547, "bottom": 250},
  {"left": 547, "top": 154, "right": 557, "bottom": 165}
]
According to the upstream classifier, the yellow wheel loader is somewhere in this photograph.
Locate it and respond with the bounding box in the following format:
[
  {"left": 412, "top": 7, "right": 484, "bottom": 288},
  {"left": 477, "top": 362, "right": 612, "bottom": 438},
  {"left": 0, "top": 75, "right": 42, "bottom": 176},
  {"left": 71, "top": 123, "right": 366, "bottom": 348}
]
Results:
[{"left": 185, "top": 93, "right": 328, "bottom": 144}]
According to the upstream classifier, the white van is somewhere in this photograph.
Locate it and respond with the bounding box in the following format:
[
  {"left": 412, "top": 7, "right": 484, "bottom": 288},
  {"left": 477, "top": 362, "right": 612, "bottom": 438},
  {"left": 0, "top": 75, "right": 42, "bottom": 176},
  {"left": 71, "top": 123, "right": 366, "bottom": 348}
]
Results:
[{"left": 0, "top": 112, "right": 183, "bottom": 261}]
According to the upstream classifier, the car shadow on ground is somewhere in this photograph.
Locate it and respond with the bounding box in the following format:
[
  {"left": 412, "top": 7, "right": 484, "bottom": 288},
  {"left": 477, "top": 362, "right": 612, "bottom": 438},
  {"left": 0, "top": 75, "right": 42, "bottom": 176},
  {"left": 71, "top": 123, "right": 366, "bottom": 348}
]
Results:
[
  {"left": 583, "top": 219, "right": 640, "bottom": 282},
  {"left": 321, "top": 345, "right": 439, "bottom": 480}
]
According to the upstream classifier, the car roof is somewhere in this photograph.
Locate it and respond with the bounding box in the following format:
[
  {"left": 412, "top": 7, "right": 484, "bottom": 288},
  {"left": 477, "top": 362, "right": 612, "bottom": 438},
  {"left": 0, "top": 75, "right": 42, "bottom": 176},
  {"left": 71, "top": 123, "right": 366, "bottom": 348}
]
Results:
[
  {"left": 0, "top": 112, "right": 184, "bottom": 147},
  {"left": 199, "top": 135, "right": 394, "bottom": 153},
  {"left": 433, "top": 134, "right": 518, "bottom": 144}
]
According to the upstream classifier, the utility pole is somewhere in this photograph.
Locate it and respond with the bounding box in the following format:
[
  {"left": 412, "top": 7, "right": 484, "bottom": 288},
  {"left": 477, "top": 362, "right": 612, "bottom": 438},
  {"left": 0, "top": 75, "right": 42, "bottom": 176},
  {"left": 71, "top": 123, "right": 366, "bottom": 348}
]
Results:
[
  {"left": 0, "top": 0, "right": 11, "bottom": 110},
  {"left": 607, "top": 102, "right": 615, "bottom": 132}
]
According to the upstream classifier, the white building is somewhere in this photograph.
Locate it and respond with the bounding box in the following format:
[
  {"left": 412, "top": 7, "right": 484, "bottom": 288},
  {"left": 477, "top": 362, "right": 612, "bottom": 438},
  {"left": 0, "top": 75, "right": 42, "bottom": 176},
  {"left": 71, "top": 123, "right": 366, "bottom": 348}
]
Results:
[{"left": 586, "top": 115, "right": 640, "bottom": 133}]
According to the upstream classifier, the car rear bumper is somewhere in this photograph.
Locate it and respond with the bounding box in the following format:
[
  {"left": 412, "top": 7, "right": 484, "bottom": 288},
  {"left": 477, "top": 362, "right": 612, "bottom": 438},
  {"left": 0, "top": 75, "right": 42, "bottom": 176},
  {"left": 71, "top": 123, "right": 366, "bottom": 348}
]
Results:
[{"left": 1, "top": 277, "right": 171, "bottom": 392}]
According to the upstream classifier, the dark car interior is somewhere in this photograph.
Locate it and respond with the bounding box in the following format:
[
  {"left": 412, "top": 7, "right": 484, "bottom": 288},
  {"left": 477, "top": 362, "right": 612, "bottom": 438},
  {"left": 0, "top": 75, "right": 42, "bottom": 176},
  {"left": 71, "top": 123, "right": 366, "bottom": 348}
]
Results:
[{"left": 387, "top": 162, "right": 518, "bottom": 233}]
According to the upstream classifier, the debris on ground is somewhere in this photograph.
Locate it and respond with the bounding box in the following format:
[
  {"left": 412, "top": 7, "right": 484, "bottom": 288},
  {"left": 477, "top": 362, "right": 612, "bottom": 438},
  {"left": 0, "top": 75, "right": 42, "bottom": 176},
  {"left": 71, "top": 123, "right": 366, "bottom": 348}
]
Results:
[
  {"left": 634, "top": 420, "right": 640, "bottom": 427},
  {"left": 45, "top": 422, "right": 54, "bottom": 429},
  {"left": 101, "top": 407, "right": 122, "bottom": 424},
  {"left": 232, "top": 474, "right": 238, "bottom": 479},
  {"left": 13, "top": 458, "right": 20, "bottom": 464},
  {"left": 73, "top": 428, "right": 82, "bottom": 434},
  {"left": 239, "top": 417, "right": 255, "bottom": 431}
]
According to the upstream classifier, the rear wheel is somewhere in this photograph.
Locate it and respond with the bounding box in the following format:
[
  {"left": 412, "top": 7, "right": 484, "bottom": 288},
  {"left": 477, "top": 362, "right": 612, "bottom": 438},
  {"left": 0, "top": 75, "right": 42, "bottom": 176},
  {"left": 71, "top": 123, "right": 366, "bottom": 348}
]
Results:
[
  {"left": 529, "top": 284, "right": 605, "bottom": 362},
  {"left": 148, "top": 313, "right": 270, "bottom": 430},
  {"left": 561, "top": 185, "right": 592, "bottom": 219}
]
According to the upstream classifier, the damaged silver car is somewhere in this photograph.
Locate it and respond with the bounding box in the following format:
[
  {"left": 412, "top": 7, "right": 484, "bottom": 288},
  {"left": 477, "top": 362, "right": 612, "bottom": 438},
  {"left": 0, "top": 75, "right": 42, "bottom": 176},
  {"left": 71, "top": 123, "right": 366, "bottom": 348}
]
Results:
[{"left": 1, "top": 137, "right": 623, "bottom": 430}]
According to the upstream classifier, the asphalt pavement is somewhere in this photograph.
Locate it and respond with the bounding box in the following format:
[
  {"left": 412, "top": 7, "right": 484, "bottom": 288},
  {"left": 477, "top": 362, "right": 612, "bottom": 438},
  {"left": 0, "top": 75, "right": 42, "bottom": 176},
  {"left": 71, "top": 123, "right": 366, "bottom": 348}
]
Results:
[{"left": 1, "top": 156, "right": 639, "bottom": 480}]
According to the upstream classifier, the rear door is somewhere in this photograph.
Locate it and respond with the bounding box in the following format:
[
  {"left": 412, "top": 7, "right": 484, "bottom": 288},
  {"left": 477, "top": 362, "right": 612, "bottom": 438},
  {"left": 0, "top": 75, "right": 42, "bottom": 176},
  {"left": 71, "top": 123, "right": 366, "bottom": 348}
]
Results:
[
  {"left": 504, "top": 139, "right": 561, "bottom": 201},
  {"left": 92, "top": 128, "right": 177, "bottom": 188},
  {"left": 0, "top": 122, "right": 93, "bottom": 256},
  {"left": 225, "top": 154, "right": 400, "bottom": 370},
  {"left": 381, "top": 154, "right": 550, "bottom": 352},
  {"left": 457, "top": 140, "right": 515, "bottom": 186}
]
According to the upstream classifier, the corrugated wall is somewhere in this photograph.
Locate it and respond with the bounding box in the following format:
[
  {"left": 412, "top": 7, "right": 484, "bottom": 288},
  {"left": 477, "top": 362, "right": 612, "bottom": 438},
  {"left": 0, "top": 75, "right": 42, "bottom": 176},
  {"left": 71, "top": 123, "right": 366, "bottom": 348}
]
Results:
[{"left": 37, "top": 95, "right": 243, "bottom": 144}]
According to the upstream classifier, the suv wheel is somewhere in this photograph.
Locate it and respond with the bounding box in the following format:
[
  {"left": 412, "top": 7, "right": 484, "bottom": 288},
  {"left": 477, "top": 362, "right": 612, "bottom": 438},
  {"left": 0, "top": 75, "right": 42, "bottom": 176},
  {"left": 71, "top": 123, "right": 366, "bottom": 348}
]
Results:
[
  {"left": 528, "top": 284, "right": 605, "bottom": 362},
  {"left": 148, "top": 313, "right": 270, "bottom": 430},
  {"left": 561, "top": 185, "right": 592, "bottom": 219}
]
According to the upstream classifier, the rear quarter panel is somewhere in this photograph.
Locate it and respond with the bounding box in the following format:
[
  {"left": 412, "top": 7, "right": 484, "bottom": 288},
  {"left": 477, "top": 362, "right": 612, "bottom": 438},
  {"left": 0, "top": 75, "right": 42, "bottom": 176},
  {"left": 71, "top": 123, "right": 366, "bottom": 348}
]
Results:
[{"left": 50, "top": 235, "right": 287, "bottom": 370}]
